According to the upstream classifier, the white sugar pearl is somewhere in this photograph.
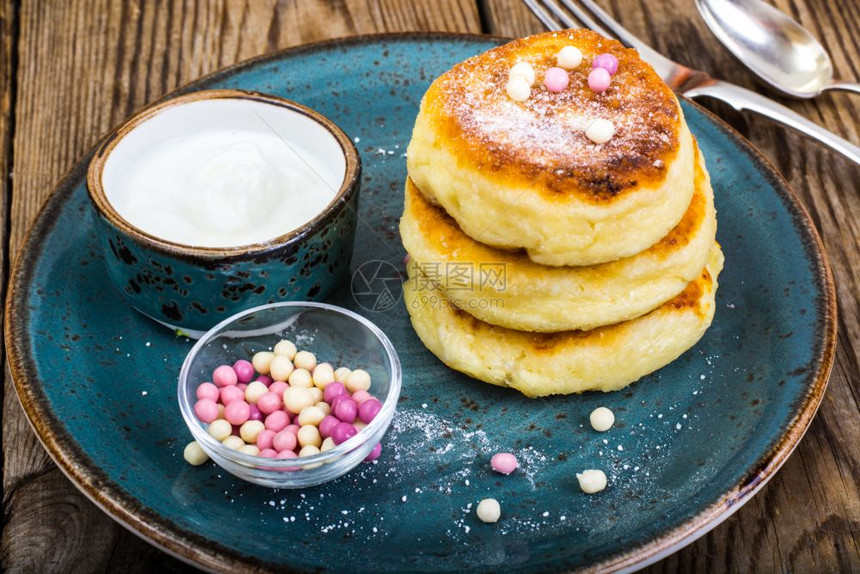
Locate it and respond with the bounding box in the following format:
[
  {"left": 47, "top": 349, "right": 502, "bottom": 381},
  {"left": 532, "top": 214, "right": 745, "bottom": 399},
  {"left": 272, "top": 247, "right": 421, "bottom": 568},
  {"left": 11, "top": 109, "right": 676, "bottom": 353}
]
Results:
[
  {"left": 346, "top": 369, "right": 372, "bottom": 393},
  {"left": 476, "top": 498, "right": 501, "bottom": 523},
  {"left": 577, "top": 469, "right": 608, "bottom": 493},
  {"left": 334, "top": 367, "right": 352, "bottom": 382},
  {"left": 183, "top": 441, "right": 209, "bottom": 466},
  {"left": 505, "top": 76, "right": 531, "bottom": 102},
  {"left": 590, "top": 407, "right": 615, "bottom": 432},
  {"left": 238, "top": 444, "right": 260, "bottom": 456},
  {"left": 288, "top": 368, "right": 313, "bottom": 388},
  {"left": 273, "top": 339, "right": 297, "bottom": 359},
  {"left": 208, "top": 419, "right": 232, "bottom": 441},
  {"left": 283, "top": 386, "right": 315, "bottom": 414},
  {"left": 239, "top": 420, "right": 265, "bottom": 443},
  {"left": 221, "top": 435, "right": 245, "bottom": 451},
  {"left": 509, "top": 61, "right": 535, "bottom": 85},
  {"left": 297, "top": 424, "right": 322, "bottom": 448},
  {"left": 315, "top": 401, "right": 331, "bottom": 415},
  {"left": 556, "top": 45, "right": 583, "bottom": 70},
  {"left": 312, "top": 363, "right": 335, "bottom": 389},
  {"left": 269, "top": 355, "right": 295, "bottom": 382},
  {"left": 251, "top": 351, "right": 274, "bottom": 375},
  {"left": 585, "top": 118, "right": 615, "bottom": 144},
  {"left": 244, "top": 381, "right": 268, "bottom": 404},
  {"left": 293, "top": 350, "right": 317, "bottom": 371},
  {"left": 320, "top": 436, "right": 336, "bottom": 452},
  {"left": 308, "top": 387, "right": 323, "bottom": 403},
  {"left": 299, "top": 445, "right": 323, "bottom": 468},
  {"left": 298, "top": 405, "right": 326, "bottom": 427}
]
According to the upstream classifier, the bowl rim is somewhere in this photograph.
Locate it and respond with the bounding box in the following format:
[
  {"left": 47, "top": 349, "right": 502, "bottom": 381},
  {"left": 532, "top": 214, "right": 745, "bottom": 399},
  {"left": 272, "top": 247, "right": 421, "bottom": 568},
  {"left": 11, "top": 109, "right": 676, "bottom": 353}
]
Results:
[
  {"left": 86, "top": 88, "right": 361, "bottom": 258},
  {"left": 177, "top": 301, "right": 402, "bottom": 472}
]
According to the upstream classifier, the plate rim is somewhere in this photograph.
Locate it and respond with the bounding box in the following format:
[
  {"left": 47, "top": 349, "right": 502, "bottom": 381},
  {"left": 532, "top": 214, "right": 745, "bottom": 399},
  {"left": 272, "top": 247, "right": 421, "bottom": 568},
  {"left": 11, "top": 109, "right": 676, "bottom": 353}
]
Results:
[{"left": 4, "top": 32, "right": 837, "bottom": 573}]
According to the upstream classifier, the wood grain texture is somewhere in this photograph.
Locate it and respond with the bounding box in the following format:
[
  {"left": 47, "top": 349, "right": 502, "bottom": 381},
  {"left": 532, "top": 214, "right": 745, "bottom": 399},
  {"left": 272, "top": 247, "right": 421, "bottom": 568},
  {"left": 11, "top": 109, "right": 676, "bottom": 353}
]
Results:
[
  {"left": 485, "top": 0, "right": 860, "bottom": 572},
  {"left": 2, "top": 0, "right": 858, "bottom": 572},
  {"left": 1, "top": 1, "right": 479, "bottom": 572}
]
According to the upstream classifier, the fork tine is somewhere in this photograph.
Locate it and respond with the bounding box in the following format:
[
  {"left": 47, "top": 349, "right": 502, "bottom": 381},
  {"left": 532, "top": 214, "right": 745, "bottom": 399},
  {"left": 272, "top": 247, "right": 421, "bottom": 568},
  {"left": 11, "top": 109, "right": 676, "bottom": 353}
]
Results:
[
  {"left": 523, "top": 0, "right": 565, "bottom": 31},
  {"left": 555, "top": 0, "right": 614, "bottom": 37}
]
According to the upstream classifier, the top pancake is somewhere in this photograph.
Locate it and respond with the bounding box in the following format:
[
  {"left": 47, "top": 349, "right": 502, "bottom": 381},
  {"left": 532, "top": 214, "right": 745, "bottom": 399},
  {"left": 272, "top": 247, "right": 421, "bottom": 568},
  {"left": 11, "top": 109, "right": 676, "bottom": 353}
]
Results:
[{"left": 407, "top": 29, "right": 696, "bottom": 266}]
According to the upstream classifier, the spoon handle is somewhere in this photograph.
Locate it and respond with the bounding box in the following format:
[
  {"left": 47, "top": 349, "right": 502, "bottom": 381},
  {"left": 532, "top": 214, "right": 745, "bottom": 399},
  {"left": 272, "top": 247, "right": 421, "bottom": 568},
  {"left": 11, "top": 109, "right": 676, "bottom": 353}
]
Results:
[
  {"left": 826, "top": 81, "right": 860, "bottom": 97},
  {"left": 685, "top": 80, "right": 860, "bottom": 165}
]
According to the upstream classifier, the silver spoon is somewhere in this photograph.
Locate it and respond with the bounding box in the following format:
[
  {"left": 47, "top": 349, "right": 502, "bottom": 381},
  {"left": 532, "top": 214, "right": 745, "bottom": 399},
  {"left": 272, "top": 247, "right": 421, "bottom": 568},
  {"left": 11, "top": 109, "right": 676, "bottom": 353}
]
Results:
[{"left": 695, "top": 0, "right": 860, "bottom": 98}]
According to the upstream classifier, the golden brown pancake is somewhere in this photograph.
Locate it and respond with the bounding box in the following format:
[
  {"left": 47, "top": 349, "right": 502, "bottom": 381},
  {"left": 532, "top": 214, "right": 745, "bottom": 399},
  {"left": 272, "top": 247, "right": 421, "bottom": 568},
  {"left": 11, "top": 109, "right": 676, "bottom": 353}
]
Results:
[
  {"left": 401, "top": 142, "right": 716, "bottom": 332},
  {"left": 407, "top": 29, "right": 696, "bottom": 266},
  {"left": 404, "top": 245, "right": 724, "bottom": 397}
]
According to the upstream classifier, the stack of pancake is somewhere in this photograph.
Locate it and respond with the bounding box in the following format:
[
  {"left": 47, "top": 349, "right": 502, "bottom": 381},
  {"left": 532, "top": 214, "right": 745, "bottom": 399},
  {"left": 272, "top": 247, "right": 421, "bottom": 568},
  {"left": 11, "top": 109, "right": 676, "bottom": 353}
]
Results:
[{"left": 400, "top": 30, "right": 723, "bottom": 397}]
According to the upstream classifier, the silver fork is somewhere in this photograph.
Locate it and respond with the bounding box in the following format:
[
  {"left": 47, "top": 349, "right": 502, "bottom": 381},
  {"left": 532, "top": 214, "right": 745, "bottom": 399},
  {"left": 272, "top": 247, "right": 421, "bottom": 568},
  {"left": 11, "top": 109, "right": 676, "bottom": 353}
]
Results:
[{"left": 524, "top": 0, "right": 860, "bottom": 165}]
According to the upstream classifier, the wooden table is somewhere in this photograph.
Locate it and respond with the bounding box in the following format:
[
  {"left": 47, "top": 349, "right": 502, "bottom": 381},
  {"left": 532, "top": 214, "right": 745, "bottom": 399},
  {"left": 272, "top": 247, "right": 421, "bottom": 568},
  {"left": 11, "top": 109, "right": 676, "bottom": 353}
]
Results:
[{"left": 2, "top": 1, "right": 858, "bottom": 571}]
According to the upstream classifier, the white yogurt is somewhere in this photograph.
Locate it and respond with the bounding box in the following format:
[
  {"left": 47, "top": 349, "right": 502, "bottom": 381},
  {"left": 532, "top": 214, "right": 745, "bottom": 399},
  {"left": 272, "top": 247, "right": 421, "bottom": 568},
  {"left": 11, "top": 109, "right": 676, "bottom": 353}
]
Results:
[{"left": 108, "top": 129, "right": 336, "bottom": 248}]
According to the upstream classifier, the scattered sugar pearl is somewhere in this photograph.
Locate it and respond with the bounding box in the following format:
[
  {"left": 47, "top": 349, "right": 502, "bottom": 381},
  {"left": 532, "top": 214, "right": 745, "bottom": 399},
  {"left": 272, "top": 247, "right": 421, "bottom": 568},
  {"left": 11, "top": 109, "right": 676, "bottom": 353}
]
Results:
[
  {"left": 592, "top": 53, "right": 619, "bottom": 75},
  {"left": 505, "top": 76, "right": 531, "bottom": 102},
  {"left": 312, "top": 363, "right": 335, "bottom": 389},
  {"left": 588, "top": 67, "right": 612, "bottom": 92},
  {"left": 490, "top": 452, "right": 518, "bottom": 475},
  {"left": 543, "top": 67, "right": 570, "bottom": 92},
  {"left": 509, "top": 61, "right": 535, "bottom": 85},
  {"left": 244, "top": 381, "right": 268, "bottom": 404},
  {"left": 269, "top": 355, "right": 294, "bottom": 382},
  {"left": 196, "top": 382, "right": 219, "bottom": 402},
  {"left": 273, "top": 339, "right": 297, "bottom": 359},
  {"left": 184, "top": 441, "right": 209, "bottom": 466},
  {"left": 212, "top": 365, "right": 238, "bottom": 387},
  {"left": 208, "top": 419, "right": 232, "bottom": 441},
  {"left": 334, "top": 367, "right": 351, "bottom": 382},
  {"left": 288, "top": 368, "right": 313, "bottom": 389},
  {"left": 240, "top": 420, "right": 265, "bottom": 443},
  {"left": 251, "top": 351, "right": 274, "bottom": 375},
  {"left": 194, "top": 398, "right": 219, "bottom": 423},
  {"left": 556, "top": 45, "right": 583, "bottom": 69},
  {"left": 476, "top": 498, "right": 501, "bottom": 523},
  {"left": 294, "top": 351, "right": 317, "bottom": 371},
  {"left": 577, "top": 469, "right": 608, "bottom": 494},
  {"left": 232, "top": 359, "right": 255, "bottom": 384},
  {"left": 221, "top": 435, "right": 245, "bottom": 451},
  {"left": 346, "top": 369, "right": 371, "bottom": 393},
  {"left": 365, "top": 442, "right": 382, "bottom": 461},
  {"left": 590, "top": 407, "right": 615, "bottom": 432},
  {"left": 585, "top": 118, "right": 615, "bottom": 144}
]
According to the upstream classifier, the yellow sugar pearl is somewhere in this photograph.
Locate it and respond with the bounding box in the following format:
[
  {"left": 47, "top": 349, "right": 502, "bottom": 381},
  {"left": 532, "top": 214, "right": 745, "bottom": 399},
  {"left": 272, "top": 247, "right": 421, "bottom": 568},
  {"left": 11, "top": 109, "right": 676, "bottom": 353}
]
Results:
[
  {"left": 283, "top": 386, "right": 315, "bottom": 414},
  {"left": 315, "top": 401, "right": 331, "bottom": 415},
  {"left": 238, "top": 444, "right": 260, "bottom": 456},
  {"left": 252, "top": 351, "right": 274, "bottom": 375},
  {"left": 477, "top": 498, "right": 501, "bottom": 523},
  {"left": 208, "top": 419, "right": 232, "bottom": 441},
  {"left": 299, "top": 445, "right": 323, "bottom": 468},
  {"left": 221, "top": 435, "right": 245, "bottom": 451},
  {"left": 585, "top": 118, "right": 615, "bottom": 144},
  {"left": 288, "top": 368, "right": 313, "bottom": 388},
  {"left": 294, "top": 350, "right": 317, "bottom": 371},
  {"left": 353, "top": 421, "right": 366, "bottom": 431},
  {"left": 505, "top": 76, "right": 531, "bottom": 102},
  {"left": 298, "top": 405, "right": 326, "bottom": 427},
  {"left": 297, "top": 424, "right": 322, "bottom": 448},
  {"left": 273, "top": 339, "right": 297, "bottom": 359},
  {"left": 577, "top": 469, "right": 608, "bottom": 493},
  {"left": 346, "top": 369, "right": 371, "bottom": 393},
  {"left": 334, "top": 367, "right": 352, "bottom": 382},
  {"left": 240, "top": 420, "right": 265, "bottom": 443},
  {"left": 509, "top": 61, "right": 535, "bottom": 85},
  {"left": 244, "top": 381, "right": 268, "bottom": 404},
  {"left": 183, "top": 441, "right": 209, "bottom": 466},
  {"left": 308, "top": 387, "right": 323, "bottom": 404},
  {"left": 312, "top": 363, "right": 335, "bottom": 389},
  {"left": 320, "top": 437, "right": 336, "bottom": 452},
  {"left": 269, "top": 355, "right": 295, "bottom": 382},
  {"left": 556, "top": 45, "right": 583, "bottom": 70}
]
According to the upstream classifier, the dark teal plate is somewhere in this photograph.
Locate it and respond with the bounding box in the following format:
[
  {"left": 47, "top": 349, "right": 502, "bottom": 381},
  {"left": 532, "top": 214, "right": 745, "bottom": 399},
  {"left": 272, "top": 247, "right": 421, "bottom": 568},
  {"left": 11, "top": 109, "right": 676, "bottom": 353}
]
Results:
[{"left": 6, "top": 34, "right": 836, "bottom": 572}]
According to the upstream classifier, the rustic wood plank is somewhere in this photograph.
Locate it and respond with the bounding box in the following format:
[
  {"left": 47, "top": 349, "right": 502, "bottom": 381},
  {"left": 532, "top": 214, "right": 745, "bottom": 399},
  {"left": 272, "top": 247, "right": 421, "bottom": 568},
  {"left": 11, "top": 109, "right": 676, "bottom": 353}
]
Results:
[
  {"left": 1, "top": 1, "right": 480, "bottom": 572},
  {"left": 484, "top": 0, "right": 860, "bottom": 572}
]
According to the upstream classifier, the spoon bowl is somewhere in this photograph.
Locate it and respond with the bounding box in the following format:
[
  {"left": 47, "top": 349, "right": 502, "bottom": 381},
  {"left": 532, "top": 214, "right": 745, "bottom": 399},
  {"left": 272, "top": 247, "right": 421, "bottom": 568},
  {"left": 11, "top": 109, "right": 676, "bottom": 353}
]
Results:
[{"left": 696, "top": 0, "right": 860, "bottom": 98}]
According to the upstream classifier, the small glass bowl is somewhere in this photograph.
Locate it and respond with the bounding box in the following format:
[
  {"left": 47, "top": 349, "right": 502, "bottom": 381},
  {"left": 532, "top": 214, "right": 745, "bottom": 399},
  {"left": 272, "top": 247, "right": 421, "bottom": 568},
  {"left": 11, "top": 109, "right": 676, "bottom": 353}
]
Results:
[{"left": 178, "top": 302, "right": 401, "bottom": 488}]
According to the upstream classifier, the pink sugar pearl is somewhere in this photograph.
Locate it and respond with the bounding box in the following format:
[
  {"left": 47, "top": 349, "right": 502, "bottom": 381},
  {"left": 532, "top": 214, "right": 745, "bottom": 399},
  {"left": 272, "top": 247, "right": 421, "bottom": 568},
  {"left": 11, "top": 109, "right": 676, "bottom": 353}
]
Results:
[
  {"left": 592, "top": 53, "right": 619, "bottom": 75},
  {"left": 324, "top": 382, "right": 346, "bottom": 404},
  {"left": 193, "top": 398, "right": 219, "bottom": 423},
  {"left": 257, "top": 391, "right": 282, "bottom": 415},
  {"left": 248, "top": 403, "right": 263, "bottom": 422},
  {"left": 233, "top": 359, "right": 255, "bottom": 384},
  {"left": 331, "top": 422, "right": 358, "bottom": 445},
  {"left": 351, "top": 390, "right": 372, "bottom": 405},
  {"left": 491, "top": 452, "right": 519, "bottom": 475},
  {"left": 219, "top": 385, "right": 245, "bottom": 405},
  {"left": 358, "top": 398, "right": 382, "bottom": 424},
  {"left": 237, "top": 383, "right": 248, "bottom": 392},
  {"left": 256, "top": 429, "right": 276, "bottom": 450},
  {"left": 285, "top": 424, "right": 300, "bottom": 435},
  {"left": 334, "top": 397, "right": 358, "bottom": 423},
  {"left": 318, "top": 415, "right": 340, "bottom": 439},
  {"left": 212, "top": 365, "right": 238, "bottom": 387},
  {"left": 258, "top": 448, "right": 277, "bottom": 458},
  {"left": 264, "top": 410, "right": 290, "bottom": 432},
  {"left": 275, "top": 449, "right": 300, "bottom": 472},
  {"left": 268, "top": 381, "right": 288, "bottom": 397},
  {"left": 224, "top": 400, "right": 251, "bottom": 425},
  {"left": 273, "top": 429, "right": 298, "bottom": 452},
  {"left": 196, "top": 382, "right": 219, "bottom": 401},
  {"left": 543, "top": 67, "right": 570, "bottom": 92},
  {"left": 588, "top": 67, "right": 611, "bottom": 92},
  {"left": 255, "top": 375, "right": 274, "bottom": 386},
  {"left": 365, "top": 442, "right": 382, "bottom": 462}
]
